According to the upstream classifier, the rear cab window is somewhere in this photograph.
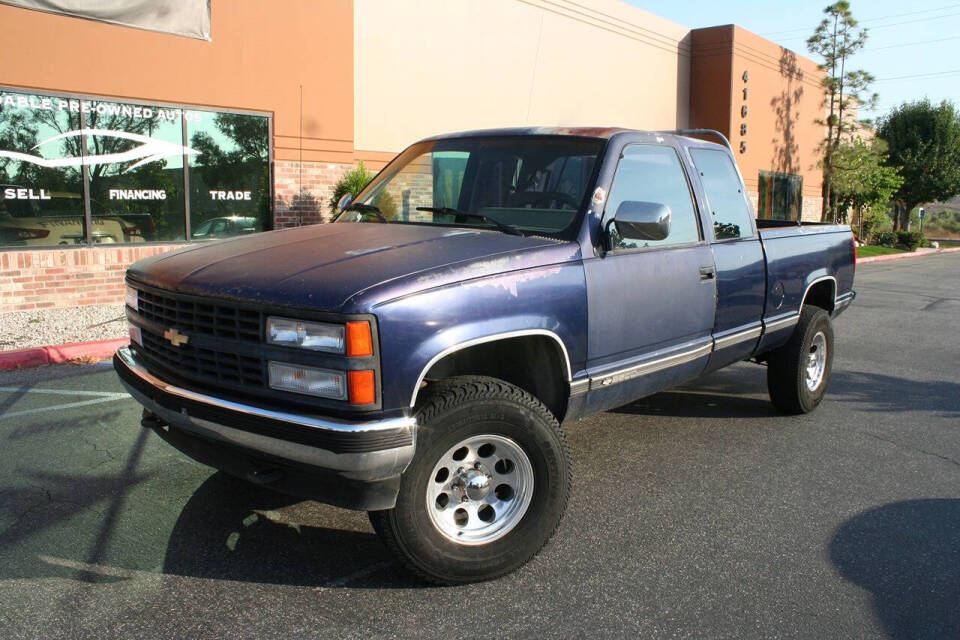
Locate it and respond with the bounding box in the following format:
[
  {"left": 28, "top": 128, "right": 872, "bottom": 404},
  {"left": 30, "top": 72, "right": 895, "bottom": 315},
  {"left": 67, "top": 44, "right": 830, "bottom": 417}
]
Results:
[{"left": 689, "top": 148, "right": 754, "bottom": 241}]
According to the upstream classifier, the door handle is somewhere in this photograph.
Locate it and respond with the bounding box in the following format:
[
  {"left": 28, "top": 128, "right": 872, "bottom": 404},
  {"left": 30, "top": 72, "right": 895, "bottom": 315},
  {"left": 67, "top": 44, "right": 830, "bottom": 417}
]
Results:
[{"left": 699, "top": 266, "right": 716, "bottom": 280}]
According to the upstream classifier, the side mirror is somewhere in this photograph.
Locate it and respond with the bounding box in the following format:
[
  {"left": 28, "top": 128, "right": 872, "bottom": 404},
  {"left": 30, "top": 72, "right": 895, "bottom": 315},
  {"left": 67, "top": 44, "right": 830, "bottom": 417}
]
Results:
[
  {"left": 613, "top": 201, "right": 671, "bottom": 241},
  {"left": 337, "top": 192, "right": 354, "bottom": 212}
]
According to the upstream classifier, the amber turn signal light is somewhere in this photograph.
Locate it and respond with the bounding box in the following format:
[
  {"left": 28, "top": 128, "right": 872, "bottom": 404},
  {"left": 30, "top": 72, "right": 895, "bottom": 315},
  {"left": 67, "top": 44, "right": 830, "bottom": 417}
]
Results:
[
  {"left": 346, "top": 321, "right": 373, "bottom": 357},
  {"left": 348, "top": 370, "right": 376, "bottom": 405}
]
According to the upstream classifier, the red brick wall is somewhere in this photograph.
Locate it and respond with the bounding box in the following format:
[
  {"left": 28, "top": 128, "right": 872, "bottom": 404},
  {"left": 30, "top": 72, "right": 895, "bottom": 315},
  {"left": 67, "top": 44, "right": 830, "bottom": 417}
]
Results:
[
  {"left": 0, "top": 245, "right": 184, "bottom": 313},
  {"left": 274, "top": 160, "right": 351, "bottom": 227}
]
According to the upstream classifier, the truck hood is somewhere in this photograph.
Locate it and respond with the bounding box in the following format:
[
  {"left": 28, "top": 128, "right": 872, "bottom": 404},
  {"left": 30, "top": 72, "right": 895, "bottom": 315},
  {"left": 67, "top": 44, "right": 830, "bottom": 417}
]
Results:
[{"left": 127, "top": 222, "right": 571, "bottom": 312}]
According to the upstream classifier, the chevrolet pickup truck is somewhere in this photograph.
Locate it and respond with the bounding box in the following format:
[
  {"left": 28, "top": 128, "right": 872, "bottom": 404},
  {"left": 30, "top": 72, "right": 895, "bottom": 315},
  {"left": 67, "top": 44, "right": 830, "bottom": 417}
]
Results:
[{"left": 115, "top": 127, "right": 856, "bottom": 584}]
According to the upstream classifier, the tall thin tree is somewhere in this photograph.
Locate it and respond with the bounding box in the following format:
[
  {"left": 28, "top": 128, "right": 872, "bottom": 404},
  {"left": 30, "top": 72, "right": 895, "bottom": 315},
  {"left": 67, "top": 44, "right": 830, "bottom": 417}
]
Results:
[{"left": 807, "top": 1, "right": 877, "bottom": 221}]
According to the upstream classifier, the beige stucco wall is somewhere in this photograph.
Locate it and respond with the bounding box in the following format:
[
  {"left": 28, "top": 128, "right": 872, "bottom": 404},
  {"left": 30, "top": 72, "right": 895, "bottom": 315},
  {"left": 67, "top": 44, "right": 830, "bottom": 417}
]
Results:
[{"left": 354, "top": 0, "right": 691, "bottom": 155}]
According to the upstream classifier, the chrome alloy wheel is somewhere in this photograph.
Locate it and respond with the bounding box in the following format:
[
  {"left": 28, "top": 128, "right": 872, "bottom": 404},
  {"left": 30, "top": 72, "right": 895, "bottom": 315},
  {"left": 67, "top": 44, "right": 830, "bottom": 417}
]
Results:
[
  {"left": 805, "top": 331, "right": 827, "bottom": 391},
  {"left": 426, "top": 434, "right": 534, "bottom": 545}
]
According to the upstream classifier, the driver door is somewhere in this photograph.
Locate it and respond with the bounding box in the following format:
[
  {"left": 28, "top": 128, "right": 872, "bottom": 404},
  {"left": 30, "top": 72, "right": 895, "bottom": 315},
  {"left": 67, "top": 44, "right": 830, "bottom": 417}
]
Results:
[{"left": 583, "top": 142, "right": 717, "bottom": 413}]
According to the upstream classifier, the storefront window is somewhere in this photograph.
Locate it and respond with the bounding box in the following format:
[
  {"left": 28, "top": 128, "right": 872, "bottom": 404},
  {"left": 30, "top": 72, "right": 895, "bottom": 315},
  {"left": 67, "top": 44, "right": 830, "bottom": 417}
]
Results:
[
  {"left": 0, "top": 92, "right": 86, "bottom": 246},
  {"left": 0, "top": 88, "right": 271, "bottom": 249},
  {"left": 85, "top": 99, "right": 186, "bottom": 242},
  {"left": 758, "top": 171, "right": 803, "bottom": 221},
  {"left": 187, "top": 111, "right": 270, "bottom": 240}
]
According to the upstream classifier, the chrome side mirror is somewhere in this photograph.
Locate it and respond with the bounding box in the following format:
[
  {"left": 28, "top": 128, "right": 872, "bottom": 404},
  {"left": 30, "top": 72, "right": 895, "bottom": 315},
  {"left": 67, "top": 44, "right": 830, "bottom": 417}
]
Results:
[
  {"left": 613, "top": 201, "right": 671, "bottom": 241},
  {"left": 337, "top": 192, "right": 354, "bottom": 212}
]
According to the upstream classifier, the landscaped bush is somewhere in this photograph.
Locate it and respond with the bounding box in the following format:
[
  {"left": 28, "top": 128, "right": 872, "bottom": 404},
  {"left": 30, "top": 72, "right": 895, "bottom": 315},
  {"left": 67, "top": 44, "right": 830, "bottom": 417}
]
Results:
[
  {"left": 329, "top": 162, "right": 374, "bottom": 217},
  {"left": 328, "top": 161, "right": 399, "bottom": 220},
  {"left": 872, "top": 231, "right": 897, "bottom": 247},
  {"left": 895, "top": 230, "right": 926, "bottom": 252}
]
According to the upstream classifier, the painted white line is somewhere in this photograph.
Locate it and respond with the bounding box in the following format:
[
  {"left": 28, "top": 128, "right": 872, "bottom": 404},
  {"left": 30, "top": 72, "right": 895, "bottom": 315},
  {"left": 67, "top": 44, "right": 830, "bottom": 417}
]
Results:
[
  {"left": 0, "top": 395, "right": 131, "bottom": 420},
  {"left": 38, "top": 554, "right": 138, "bottom": 579},
  {"left": 0, "top": 387, "right": 129, "bottom": 398}
]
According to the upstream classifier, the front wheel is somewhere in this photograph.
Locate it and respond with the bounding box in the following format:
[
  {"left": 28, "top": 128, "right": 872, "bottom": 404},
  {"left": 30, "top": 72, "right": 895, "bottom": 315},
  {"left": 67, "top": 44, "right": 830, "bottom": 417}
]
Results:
[
  {"left": 369, "top": 376, "right": 571, "bottom": 584},
  {"left": 766, "top": 306, "right": 835, "bottom": 414}
]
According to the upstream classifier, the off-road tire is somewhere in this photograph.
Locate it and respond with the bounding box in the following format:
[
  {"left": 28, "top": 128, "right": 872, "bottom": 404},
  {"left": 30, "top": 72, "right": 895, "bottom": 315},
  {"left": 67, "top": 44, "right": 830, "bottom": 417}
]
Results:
[
  {"left": 369, "top": 375, "right": 571, "bottom": 585},
  {"left": 767, "top": 306, "right": 834, "bottom": 414}
]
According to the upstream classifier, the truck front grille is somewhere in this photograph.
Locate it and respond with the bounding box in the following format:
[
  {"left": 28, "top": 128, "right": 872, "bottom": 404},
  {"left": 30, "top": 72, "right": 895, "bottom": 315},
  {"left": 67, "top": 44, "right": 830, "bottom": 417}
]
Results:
[
  {"left": 138, "top": 288, "right": 263, "bottom": 342},
  {"left": 140, "top": 330, "right": 266, "bottom": 387}
]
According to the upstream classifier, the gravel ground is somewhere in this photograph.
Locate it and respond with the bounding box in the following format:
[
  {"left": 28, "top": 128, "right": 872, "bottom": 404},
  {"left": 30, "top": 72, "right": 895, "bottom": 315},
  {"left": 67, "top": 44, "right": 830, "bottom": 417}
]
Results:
[{"left": 0, "top": 304, "right": 127, "bottom": 351}]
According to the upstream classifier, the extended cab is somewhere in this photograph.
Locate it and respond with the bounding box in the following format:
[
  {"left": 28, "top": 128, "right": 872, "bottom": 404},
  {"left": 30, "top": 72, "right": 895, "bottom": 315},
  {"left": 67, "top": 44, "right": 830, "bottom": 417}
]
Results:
[{"left": 115, "top": 128, "right": 855, "bottom": 583}]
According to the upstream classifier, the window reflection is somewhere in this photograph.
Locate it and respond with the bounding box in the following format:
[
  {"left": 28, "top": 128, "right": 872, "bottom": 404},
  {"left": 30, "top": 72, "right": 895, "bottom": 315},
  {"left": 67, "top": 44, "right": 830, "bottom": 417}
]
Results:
[
  {"left": 85, "top": 100, "right": 186, "bottom": 242},
  {"left": 0, "top": 90, "right": 272, "bottom": 248},
  {"left": 187, "top": 111, "right": 270, "bottom": 240},
  {"left": 0, "top": 92, "right": 86, "bottom": 246}
]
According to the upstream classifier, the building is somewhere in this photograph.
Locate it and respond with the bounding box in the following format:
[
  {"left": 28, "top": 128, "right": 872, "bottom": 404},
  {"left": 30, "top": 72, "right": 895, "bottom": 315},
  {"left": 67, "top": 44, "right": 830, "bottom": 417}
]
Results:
[{"left": 0, "top": 0, "right": 826, "bottom": 313}]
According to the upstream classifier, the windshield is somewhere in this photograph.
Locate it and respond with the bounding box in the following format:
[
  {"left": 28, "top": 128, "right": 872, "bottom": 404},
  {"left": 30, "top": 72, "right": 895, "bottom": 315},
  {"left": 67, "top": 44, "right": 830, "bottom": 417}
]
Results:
[{"left": 334, "top": 136, "right": 603, "bottom": 237}]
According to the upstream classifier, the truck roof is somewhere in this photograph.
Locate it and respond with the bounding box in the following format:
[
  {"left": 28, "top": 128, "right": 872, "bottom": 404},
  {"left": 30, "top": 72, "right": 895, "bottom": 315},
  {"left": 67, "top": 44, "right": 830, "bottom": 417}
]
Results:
[{"left": 417, "top": 126, "right": 728, "bottom": 150}]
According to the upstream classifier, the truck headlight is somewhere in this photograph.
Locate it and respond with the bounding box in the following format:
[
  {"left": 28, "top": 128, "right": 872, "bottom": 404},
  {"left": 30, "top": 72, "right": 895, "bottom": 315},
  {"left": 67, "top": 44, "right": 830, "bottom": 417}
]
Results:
[
  {"left": 268, "top": 361, "right": 346, "bottom": 399},
  {"left": 266, "top": 316, "right": 345, "bottom": 353},
  {"left": 125, "top": 284, "right": 138, "bottom": 311}
]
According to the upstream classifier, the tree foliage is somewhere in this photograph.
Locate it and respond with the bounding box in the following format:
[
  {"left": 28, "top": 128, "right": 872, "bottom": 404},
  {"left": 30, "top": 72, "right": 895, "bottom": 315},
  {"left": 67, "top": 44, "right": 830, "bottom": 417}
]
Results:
[
  {"left": 877, "top": 99, "right": 960, "bottom": 231},
  {"left": 807, "top": 1, "right": 877, "bottom": 221},
  {"left": 832, "top": 137, "right": 902, "bottom": 237}
]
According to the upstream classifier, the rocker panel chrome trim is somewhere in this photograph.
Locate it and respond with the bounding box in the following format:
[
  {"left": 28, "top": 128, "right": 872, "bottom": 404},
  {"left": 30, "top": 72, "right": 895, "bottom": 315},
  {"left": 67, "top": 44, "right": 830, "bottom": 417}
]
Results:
[{"left": 713, "top": 326, "right": 763, "bottom": 350}]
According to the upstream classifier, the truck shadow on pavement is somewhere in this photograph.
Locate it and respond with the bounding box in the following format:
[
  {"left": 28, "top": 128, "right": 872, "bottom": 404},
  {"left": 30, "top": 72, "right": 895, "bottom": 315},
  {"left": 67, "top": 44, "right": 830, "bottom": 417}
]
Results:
[
  {"left": 830, "top": 499, "right": 960, "bottom": 639},
  {"left": 610, "top": 363, "right": 960, "bottom": 419},
  {"left": 161, "top": 472, "right": 421, "bottom": 589}
]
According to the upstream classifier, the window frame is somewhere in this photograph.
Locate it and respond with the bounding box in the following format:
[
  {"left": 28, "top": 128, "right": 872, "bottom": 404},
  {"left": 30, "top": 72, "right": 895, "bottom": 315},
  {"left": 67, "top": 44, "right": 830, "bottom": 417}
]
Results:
[
  {"left": 601, "top": 142, "right": 705, "bottom": 255},
  {"left": 685, "top": 145, "right": 757, "bottom": 243},
  {"left": 0, "top": 84, "right": 273, "bottom": 251}
]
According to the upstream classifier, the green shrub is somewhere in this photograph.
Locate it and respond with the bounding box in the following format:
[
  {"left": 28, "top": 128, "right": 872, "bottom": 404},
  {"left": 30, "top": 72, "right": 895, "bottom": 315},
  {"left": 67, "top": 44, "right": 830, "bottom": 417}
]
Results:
[
  {"left": 861, "top": 207, "right": 892, "bottom": 239},
  {"left": 895, "top": 230, "right": 926, "bottom": 252},
  {"left": 328, "top": 162, "right": 374, "bottom": 217},
  {"left": 872, "top": 231, "right": 897, "bottom": 247}
]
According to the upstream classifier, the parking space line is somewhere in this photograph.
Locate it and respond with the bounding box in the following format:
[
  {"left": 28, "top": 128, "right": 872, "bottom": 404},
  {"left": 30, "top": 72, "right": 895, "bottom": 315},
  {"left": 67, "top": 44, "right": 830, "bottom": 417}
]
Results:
[
  {"left": 0, "top": 386, "right": 132, "bottom": 420},
  {"left": 0, "top": 396, "right": 132, "bottom": 420},
  {"left": 0, "top": 387, "right": 128, "bottom": 398}
]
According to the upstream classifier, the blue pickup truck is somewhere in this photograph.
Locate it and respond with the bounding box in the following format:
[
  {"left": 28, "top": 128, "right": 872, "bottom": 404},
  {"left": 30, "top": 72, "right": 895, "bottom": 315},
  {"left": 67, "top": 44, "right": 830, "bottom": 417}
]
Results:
[{"left": 115, "top": 127, "right": 855, "bottom": 584}]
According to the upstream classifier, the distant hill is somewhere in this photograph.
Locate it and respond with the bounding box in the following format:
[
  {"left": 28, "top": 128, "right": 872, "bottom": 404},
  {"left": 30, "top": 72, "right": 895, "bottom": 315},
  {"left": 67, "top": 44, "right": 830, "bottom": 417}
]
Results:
[{"left": 927, "top": 197, "right": 960, "bottom": 214}]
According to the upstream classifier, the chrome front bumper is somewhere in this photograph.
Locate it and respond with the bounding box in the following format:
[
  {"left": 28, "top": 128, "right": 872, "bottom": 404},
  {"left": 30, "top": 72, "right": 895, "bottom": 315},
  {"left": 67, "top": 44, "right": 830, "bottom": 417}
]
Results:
[{"left": 114, "top": 346, "right": 416, "bottom": 488}]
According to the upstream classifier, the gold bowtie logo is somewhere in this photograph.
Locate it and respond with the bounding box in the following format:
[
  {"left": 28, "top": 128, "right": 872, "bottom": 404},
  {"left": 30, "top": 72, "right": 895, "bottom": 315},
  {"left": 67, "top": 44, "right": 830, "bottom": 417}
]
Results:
[{"left": 163, "top": 328, "right": 189, "bottom": 347}]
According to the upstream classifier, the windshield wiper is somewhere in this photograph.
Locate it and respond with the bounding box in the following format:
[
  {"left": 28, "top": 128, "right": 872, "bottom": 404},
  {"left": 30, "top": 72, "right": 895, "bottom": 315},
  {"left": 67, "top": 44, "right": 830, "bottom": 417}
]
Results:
[
  {"left": 416, "top": 207, "right": 523, "bottom": 236},
  {"left": 344, "top": 202, "right": 389, "bottom": 223}
]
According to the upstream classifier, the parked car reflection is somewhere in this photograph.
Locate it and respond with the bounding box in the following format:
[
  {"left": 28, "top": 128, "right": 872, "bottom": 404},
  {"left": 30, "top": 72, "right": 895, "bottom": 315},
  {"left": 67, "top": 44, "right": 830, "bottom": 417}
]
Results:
[{"left": 191, "top": 216, "right": 259, "bottom": 241}]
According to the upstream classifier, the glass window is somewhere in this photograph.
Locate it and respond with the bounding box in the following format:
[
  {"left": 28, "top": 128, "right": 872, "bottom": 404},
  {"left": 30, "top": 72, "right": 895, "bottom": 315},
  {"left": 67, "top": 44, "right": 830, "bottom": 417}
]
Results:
[
  {"left": 758, "top": 171, "right": 802, "bottom": 221},
  {"left": 186, "top": 111, "right": 270, "bottom": 240},
  {"left": 85, "top": 99, "right": 186, "bottom": 242},
  {"left": 335, "top": 136, "right": 602, "bottom": 238},
  {"left": 0, "top": 91, "right": 86, "bottom": 247},
  {"left": 603, "top": 144, "right": 700, "bottom": 250},
  {"left": 689, "top": 148, "right": 754, "bottom": 240}
]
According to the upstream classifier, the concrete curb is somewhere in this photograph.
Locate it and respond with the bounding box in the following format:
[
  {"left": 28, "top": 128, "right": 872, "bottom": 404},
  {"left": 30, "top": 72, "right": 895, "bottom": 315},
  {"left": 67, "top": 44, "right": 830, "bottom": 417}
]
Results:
[
  {"left": 857, "top": 246, "right": 960, "bottom": 264},
  {"left": 0, "top": 338, "right": 129, "bottom": 371}
]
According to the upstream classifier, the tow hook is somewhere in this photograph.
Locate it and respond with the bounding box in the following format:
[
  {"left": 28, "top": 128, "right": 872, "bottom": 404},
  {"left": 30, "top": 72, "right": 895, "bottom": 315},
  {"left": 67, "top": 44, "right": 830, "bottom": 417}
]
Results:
[
  {"left": 246, "top": 467, "right": 285, "bottom": 485},
  {"left": 141, "top": 409, "right": 167, "bottom": 430}
]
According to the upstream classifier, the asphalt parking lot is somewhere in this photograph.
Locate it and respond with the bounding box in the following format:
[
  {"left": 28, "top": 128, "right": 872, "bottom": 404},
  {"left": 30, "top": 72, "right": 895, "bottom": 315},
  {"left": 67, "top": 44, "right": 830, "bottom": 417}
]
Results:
[{"left": 1, "top": 253, "right": 958, "bottom": 639}]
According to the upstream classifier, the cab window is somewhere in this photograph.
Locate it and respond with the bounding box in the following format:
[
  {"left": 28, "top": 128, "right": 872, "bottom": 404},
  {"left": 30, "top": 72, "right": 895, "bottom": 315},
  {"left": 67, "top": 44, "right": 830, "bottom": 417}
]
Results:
[
  {"left": 603, "top": 144, "right": 700, "bottom": 250},
  {"left": 689, "top": 148, "right": 754, "bottom": 240}
]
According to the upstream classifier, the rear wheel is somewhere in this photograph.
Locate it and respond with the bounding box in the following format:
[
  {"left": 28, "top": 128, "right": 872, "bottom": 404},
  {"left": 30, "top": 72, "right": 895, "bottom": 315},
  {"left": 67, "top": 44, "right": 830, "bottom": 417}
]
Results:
[
  {"left": 767, "top": 306, "right": 834, "bottom": 414},
  {"left": 369, "top": 376, "right": 571, "bottom": 584}
]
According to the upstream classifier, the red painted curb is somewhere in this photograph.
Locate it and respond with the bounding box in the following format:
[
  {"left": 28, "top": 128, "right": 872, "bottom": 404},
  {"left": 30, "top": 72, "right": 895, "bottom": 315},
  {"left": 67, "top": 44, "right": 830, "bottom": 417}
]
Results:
[
  {"left": 0, "top": 337, "right": 129, "bottom": 371},
  {"left": 857, "top": 246, "right": 960, "bottom": 264}
]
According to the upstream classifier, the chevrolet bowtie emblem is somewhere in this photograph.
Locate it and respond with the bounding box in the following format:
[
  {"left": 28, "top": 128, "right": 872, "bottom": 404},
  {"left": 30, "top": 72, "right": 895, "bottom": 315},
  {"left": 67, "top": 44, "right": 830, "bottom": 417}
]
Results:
[{"left": 163, "top": 328, "right": 189, "bottom": 347}]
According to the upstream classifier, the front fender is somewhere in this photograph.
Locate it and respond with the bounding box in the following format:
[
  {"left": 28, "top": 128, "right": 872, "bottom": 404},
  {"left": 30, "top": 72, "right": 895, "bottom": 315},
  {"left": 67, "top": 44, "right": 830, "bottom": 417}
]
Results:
[{"left": 372, "top": 262, "right": 588, "bottom": 410}]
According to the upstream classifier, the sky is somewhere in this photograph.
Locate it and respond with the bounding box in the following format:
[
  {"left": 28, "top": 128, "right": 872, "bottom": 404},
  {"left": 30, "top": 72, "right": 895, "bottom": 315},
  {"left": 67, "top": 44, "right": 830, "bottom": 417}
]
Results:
[{"left": 627, "top": 0, "right": 960, "bottom": 122}]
